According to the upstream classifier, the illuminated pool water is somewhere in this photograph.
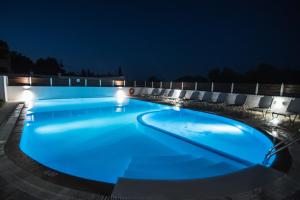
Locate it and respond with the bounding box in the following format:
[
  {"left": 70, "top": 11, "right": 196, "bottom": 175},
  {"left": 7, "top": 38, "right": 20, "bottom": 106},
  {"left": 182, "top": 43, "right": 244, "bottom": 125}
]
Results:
[{"left": 20, "top": 97, "right": 274, "bottom": 184}]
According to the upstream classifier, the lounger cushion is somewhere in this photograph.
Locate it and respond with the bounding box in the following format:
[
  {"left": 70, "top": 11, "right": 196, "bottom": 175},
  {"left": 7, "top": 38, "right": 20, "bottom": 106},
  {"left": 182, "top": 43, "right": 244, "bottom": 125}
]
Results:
[
  {"left": 258, "top": 96, "right": 273, "bottom": 108},
  {"left": 234, "top": 95, "right": 247, "bottom": 106},
  {"left": 201, "top": 92, "right": 212, "bottom": 102},
  {"left": 178, "top": 90, "right": 187, "bottom": 99},
  {"left": 287, "top": 98, "right": 300, "bottom": 114},
  {"left": 189, "top": 91, "right": 200, "bottom": 100},
  {"left": 207, "top": 93, "right": 227, "bottom": 104}
]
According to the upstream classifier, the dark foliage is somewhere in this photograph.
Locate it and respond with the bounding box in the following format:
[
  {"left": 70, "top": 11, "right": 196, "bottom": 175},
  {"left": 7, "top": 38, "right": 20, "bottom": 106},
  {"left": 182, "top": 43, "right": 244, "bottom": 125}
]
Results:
[
  {"left": 0, "top": 40, "right": 10, "bottom": 73},
  {"left": 10, "top": 51, "right": 34, "bottom": 74},
  {"left": 178, "top": 64, "right": 300, "bottom": 84},
  {"left": 175, "top": 75, "right": 207, "bottom": 82},
  {"left": 2, "top": 40, "right": 300, "bottom": 83},
  {"left": 34, "top": 57, "right": 65, "bottom": 75},
  {"left": 242, "top": 64, "right": 300, "bottom": 84},
  {"left": 0, "top": 40, "right": 9, "bottom": 59},
  {"left": 118, "top": 66, "right": 123, "bottom": 76},
  {"left": 148, "top": 75, "right": 160, "bottom": 82},
  {"left": 0, "top": 40, "right": 125, "bottom": 77},
  {"left": 207, "top": 67, "right": 240, "bottom": 82}
]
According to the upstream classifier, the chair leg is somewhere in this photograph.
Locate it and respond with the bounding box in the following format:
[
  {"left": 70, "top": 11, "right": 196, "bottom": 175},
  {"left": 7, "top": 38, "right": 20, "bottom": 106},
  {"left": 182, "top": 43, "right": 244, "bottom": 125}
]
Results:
[
  {"left": 271, "top": 112, "right": 275, "bottom": 119},
  {"left": 292, "top": 115, "right": 298, "bottom": 125},
  {"left": 261, "top": 110, "right": 268, "bottom": 119}
]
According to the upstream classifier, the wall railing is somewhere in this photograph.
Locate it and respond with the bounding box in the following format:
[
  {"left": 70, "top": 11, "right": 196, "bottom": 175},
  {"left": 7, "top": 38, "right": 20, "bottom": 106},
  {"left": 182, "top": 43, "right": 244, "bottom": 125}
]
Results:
[{"left": 7, "top": 75, "right": 300, "bottom": 97}]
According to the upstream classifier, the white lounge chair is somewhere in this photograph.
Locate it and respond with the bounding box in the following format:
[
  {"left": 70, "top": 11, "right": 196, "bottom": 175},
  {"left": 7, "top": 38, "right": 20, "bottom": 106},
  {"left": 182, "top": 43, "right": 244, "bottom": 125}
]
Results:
[
  {"left": 272, "top": 98, "right": 300, "bottom": 124},
  {"left": 247, "top": 96, "right": 273, "bottom": 117}
]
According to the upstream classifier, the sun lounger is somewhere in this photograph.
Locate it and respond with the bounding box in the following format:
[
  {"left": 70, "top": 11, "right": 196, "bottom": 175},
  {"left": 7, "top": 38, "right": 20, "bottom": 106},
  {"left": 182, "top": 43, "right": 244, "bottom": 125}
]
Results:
[
  {"left": 226, "top": 94, "right": 247, "bottom": 111},
  {"left": 131, "top": 88, "right": 145, "bottom": 97},
  {"left": 162, "top": 89, "right": 175, "bottom": 100},
  {"left": 144, "top": 88, "right": 159, "bottom": 98},
  {"left": 206, "top": 93, "right": 227, "bottom": 109},
  {"left": 186, "top": 91, "right": 213, "bottom": 109},
  {"left": 182, "top": 91, "right": 200, "bottom": 106},
  {"left": 272, "top": 98, "right": 300, "bottom": 124},
  {"left": 141, "top": 88, "right": 154, "bottom": 97},
  {"left": 200, "top": 92, "right": 213, "bottom": 103},
  {"left": 247, "top": 96, "right": 273, "bottom": 117},
  {"left": 151, "top": 89, "right": 166, "bottom": 99},
  {"left": 166, "top": 90, "right": 187, "bottom": 104},
  {"left": 207, "top": 93, "right": 227, "bottom": 104}
]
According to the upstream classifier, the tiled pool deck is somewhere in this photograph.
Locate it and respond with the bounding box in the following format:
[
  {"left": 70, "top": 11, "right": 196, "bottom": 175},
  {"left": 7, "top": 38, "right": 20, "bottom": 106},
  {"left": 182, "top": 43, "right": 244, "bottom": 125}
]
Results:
[{"left": 0, "top": 99, "right": 300, "bottom": 200}]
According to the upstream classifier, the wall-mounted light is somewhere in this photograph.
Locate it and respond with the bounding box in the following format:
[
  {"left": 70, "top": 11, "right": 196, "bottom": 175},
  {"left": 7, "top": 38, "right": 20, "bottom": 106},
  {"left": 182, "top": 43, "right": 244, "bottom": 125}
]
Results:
[
  {"left": 23, "top": 85, "right": 31, "bottom": 90},
  {"left": 272, "top": 98, "right": 289, "bottom": 111},
  {"left": 22, "top": 89, "right": 34, "bottom": 109}
]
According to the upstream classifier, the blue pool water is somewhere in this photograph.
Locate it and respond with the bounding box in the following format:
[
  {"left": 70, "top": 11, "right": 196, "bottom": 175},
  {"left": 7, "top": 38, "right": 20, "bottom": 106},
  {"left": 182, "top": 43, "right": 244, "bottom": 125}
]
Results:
[{"left": 20, "top": 97, "right": 274, "bottom": 184}]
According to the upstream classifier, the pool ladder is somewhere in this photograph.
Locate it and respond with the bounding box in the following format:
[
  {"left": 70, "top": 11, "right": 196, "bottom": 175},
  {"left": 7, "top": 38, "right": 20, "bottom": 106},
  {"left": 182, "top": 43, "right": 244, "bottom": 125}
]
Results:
[{"left": 263, "top": 131, "right": 300, "bottom": 165}]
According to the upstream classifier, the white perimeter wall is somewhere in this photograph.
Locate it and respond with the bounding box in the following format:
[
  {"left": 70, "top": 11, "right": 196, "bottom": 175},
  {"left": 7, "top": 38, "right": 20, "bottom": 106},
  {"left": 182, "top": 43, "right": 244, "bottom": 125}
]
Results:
[
  {"left": 7, "top": 86, "right": 130, "bottom": 102},
  {"left": 3, "top": 84, "right": 295, "bottom": 114},
  {"left": 0, "top": 76, "right": 8, "bottom": 101}
]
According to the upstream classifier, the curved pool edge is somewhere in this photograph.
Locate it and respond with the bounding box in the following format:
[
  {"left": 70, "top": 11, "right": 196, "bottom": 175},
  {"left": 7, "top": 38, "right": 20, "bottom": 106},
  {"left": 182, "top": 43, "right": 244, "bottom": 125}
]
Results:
[
  {"left": 3, "top": 104, "right": 115, "bottom": 195},
  {"left": 137, "top": 110, "right": 254, "bottom": 167},
  {"left": 1, "top": 101, "right": 294, "bottom": 199},
  {"left": 133, "top": 98, "right": 277, "bottom": 164}
]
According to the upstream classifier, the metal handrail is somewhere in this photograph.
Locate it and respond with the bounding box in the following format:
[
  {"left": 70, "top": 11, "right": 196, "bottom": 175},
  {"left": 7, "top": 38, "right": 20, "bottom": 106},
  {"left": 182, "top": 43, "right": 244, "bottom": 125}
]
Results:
[
  {"left": 267, "top": 133, "right": 299, "bottom": 154},
  {"left": 263, "top": 133, "right": 300, "bottom": 165}
]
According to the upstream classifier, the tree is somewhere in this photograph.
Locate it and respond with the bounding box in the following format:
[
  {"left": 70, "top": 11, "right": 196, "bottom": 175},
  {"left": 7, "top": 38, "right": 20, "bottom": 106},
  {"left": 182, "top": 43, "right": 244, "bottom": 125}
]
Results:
[
  {"left": 208, "top": 68, "right": 221, "bottom": 81},
  {"left": 0, "top": 40, "right": 11, "bottom": 73},
  {"left": 118, "top": 66, "right": 123, "bottom": 76},
  {"left": 10, "top": 51, "right": 34, "bottom": 74},
  {"left": 80, "top": 69, "right": 87, "bottom": 77},
  {"left": 148, "top": 75, "right": 160, "bottom": 82},
  {"left": 175, "top": 75, "right": 207, "bottom": 82},
  {"left": 86, "top": 69, "right": 95, "bottom": 77},
  {"left": 220, "top": 67, "right": 240, "bottom": 82},
  {"left": 0, "top": 40, "right": 9, "bottom": 59},
  {"left": 33, "top": 57, "right": 65, "bottom": 75}
]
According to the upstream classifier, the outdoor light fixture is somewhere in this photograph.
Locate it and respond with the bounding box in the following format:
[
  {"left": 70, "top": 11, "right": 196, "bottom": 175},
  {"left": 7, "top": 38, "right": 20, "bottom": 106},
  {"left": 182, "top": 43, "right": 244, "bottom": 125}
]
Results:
[
  {"left": 22, "top": 90, "right": 34, "bottom": 109},
  {"left": 22, "top": 84, "right": 34, "bottom": 107},
  {"left": 23, "top": 85, "right": 31, "bottom": 90},
  {"left": 115, "top": 88, "right": 127, "bottom": 105},
  {"left": 272, "top": 99, "right": 287, "bottom": 110}
]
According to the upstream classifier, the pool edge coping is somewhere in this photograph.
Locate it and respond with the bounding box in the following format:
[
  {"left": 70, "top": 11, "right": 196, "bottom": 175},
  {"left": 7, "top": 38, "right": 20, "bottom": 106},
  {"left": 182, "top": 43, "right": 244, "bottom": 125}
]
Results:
[
  {"left": 2, "top": 103, "right": 115, "bottom": 198},
  {"left": 136, "top": 109, "right": 254, "bottom": 167},
  {"left": 0, "top": 101, "right": 296, "bottom": 200}
]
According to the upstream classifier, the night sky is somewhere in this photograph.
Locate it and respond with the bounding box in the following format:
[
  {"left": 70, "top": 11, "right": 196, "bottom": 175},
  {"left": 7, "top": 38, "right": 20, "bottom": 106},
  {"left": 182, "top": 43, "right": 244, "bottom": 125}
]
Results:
[{"left": 1, "top": 0, "right": 299, "bottom": 80}]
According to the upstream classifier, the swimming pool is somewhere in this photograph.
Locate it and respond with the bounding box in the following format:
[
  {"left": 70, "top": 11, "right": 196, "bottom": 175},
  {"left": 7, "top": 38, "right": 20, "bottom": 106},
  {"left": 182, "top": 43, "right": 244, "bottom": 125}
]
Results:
[{"left": 20, "top": 97, "right": 274, "bottom": 184}]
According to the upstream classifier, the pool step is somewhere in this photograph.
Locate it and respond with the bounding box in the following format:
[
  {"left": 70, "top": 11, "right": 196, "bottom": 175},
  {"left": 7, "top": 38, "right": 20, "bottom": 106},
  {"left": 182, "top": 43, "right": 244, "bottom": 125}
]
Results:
[
  {"left": 122, "top": 162, "right": 238, "bottom": 180},
  {"left": 129, "top": 154, "right": 199, "bottom": 165},
  {"left": 127, "top": 157, "right": 215, "bottom": 172},
  {"left": 113, "top": 165, "right": 284, "bottom": 199}
]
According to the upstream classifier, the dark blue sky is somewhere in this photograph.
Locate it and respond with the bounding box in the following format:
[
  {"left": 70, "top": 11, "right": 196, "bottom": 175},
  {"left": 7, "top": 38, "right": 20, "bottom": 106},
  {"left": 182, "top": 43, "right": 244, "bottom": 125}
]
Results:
[{"left": 1, "top": 0, "right": 299, "bottom": 80}]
